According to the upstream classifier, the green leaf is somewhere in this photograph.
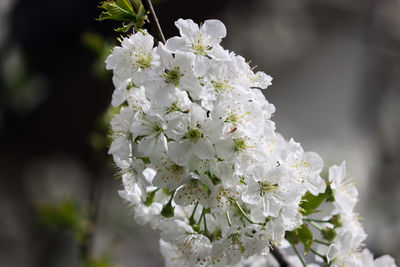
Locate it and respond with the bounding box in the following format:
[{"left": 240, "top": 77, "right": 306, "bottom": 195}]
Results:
[
  {"left": 300, "top": 191, "right": 327, "bottom": 216},
  {"left": 115, "top": 21, "right": 135, "bottom": 32},
  {"left": 285, "top": 224, "right": 314, "bottom": 254},
  {"left": 135, "top": 4, "right": 147, "bottom": 28},
  {"left": 300, "top": 185, "right": 335, "bottom": 215},
  {"left": 285, "top": 230, "right": 299, "bottom": 245},
  {"left": 325, "top": 185, "right": 335, "bottom": 202},
  {"left": 98, "top": 0, "right": 136, "bottom": 21},
  {"left": 297, "top": 224, "right": 314, "bottom": 254},
  {"left": 98, "top": 0, "right": 148, "bottom": 33}
]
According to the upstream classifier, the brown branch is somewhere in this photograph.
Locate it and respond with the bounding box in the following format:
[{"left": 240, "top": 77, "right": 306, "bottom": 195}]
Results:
[
  {"left": 271, "top": 245, "right": 294, "bottom": 267},
  {"left": 142, "top": 0, "right": 166, "bottom": 44}
]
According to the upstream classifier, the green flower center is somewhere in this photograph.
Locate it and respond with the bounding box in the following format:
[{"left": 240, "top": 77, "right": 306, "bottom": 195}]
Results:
[
  {"left": 225, "top": 113, "right": 239, "bottom": 124},
  {"left": 211, "top": 80, "right": 225, "bottom": 93},
  {"left": 164, "top": 66, "right": 183, "bottom": 87},
  {"left": 136, "top": 52, "right": 152, "bottom": 69},
  {"left": 152, "top": 122, "right": 164, "bottom": 135},
  {"left": 184, "top": 127, "right": 202, "bottom": 143},
  {"left": 191, "top": 34, "right": 211, "bottom": 56},
  {"left": 234, "top": 138, "right": 246, "bottom": 152},
  {"left": 166, "top": 102, "right": 182, "bottom": 114},
  {"left": 259, "top": 181, "right": 278, "bottom": 197}
]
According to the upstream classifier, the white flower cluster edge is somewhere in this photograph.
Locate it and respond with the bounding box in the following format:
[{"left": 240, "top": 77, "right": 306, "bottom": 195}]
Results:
[{"left": 106, "top": 18, "right": 397, "bottom": 267}]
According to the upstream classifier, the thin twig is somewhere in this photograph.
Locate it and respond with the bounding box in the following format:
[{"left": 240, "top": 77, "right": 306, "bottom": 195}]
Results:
[
  {"left": 142, "top": 0, "right": 166, "bottom": 44},
  {"left": 271, "top": 245, "right": 294, "bottom": 267}
]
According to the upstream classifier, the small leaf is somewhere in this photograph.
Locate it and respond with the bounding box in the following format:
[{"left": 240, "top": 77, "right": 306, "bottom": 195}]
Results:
[
  {"left": 300, "top": 191, "right": 327, "bottom": 216},
  {"left": 285, "top": 230, "right": 299, "bottom": 245},
  {"left": 115, "top": 21, "right": 135, "bottom": 32},
  {"left": 98, "top": 0, "right": 136, "bottom": 22},
  {"left": 297, "top": 224, "right": 314, "bottom": 254},
  {"left": 135, "top": 4, "right": 147, "bottom": 28},
  {"left": 325, "top": 185, "right": 335, "bottom": 202},
  {"left": 98, "top": 1, "right": 148, "bottom": 33}
]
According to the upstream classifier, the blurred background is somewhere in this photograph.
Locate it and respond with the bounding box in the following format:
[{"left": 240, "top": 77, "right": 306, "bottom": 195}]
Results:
[{"left": 0, "top": 0, "right": 399, "bottom": 266}]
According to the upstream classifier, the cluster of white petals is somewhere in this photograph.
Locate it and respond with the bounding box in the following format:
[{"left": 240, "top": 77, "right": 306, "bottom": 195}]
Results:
[
  {"left": 308, "top": 162, "right": 397, "bottom": 267},
  {"left": 106, "top": 18, "right": 397, "bottom": 267}
]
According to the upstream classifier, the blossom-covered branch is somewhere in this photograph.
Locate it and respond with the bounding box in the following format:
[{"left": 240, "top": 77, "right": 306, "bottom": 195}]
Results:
[{"left": 101, "top": 2, "right": 398, "bottom": 267}]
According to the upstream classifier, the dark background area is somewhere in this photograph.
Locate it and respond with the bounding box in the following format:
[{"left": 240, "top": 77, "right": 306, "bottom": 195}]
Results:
[{"left": 0, "top": 0, "right": 399, "bottom": 266}]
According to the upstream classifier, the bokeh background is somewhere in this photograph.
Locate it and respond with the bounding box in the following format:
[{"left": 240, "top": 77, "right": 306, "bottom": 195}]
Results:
[{"left": 0, "top": 0, "right": 399, "bottom": 266}]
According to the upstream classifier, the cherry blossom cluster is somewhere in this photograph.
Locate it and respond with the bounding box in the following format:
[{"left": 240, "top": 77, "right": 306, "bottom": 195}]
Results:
[{"left": 106, "top": 18, "right": 397, "bottom": 267}]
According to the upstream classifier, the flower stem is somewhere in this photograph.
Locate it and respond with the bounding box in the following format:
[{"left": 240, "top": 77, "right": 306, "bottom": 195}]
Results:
[
  {"left": 314, "top": 239, "right": 331, "bottom": 246},
  {"left": 197, "top": 207, "right": 206, "bottom": 225},
  {"left": 232, "top": 198, "right": 256, "bottom": 224},
  {"left": 292, "top": 244, "right": 306, "bottom": 267},
  {"left": 203, "top": 210, "right": 208, "bottom": 233},
  {"left": 310, "top": 248, "right": 326, "bottom": 261},
  {"left": 189, "top": 201, "right": 199, "bottom": 225},
  {"left": 304, "top": 218, "right": 330, "bottom": 224},
  {"left": 226, "top": 211, "right": 232, "bottom": 227},
  {"left": 308, "top": 220, "right": 324, "bottom": 231}
]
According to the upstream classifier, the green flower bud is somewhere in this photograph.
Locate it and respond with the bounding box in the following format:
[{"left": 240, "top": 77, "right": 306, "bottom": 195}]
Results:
[
  {"left": 329, "top": 214, "right": 343, "bottom": 228},
  {"left": 161, "top": 202, "right": 175, "bottom": 218},
  {"left": 322, "top": 228, "right": 337, "bottom": 241}
]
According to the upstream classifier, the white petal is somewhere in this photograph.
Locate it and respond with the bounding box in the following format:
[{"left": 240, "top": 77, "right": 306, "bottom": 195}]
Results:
[
  {"left": 165, "top": 36, "right": 187, "bottom": 51},
  {"left": 168, "top": 141, "right": 192, "bottom": 165},
  {"left": 202, "top": 19, "right": 227, "bottom": 44},
  {"left": 175, "top": 18, "right": 199, "bottom": 40}
]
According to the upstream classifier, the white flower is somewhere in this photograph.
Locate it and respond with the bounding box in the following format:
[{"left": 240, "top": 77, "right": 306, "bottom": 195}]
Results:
[
  {"left": 329, "top": 161, "right": 358, "bottom": 216},
  {"left": 106, "top": 31, "right": 158, "bottom": 88},
  {"left": 108, "top": 106, "right": 135, "bottom": 162},
  {"left": 126, "top": 85, "right": 151, "bottom": 114},
  {"left": 280, "top": 138, "right": 326, "bottom": 196},
  {"left": 166, "top": 105, "right": 216, "bottom": 165},
  {"left": 159, "top": 220, "right": 212, "bottom": 265},
  {"left": 134, "top": 44, "right": 203, "bottom": 106},
  {"left": 130, "top": 113, "right": 168, "bottom": 155},
  {"left": 174, "top": 175, "right": 211, "bottom": 207},
  {"left": 327, "top": 216, "right": 367, "bottom": 266},
  {"left": 150, "top": 152, "right": 192, "bottom": 190},
  {"left": 166, "top": 19, "right": 230, "bottom": 62},
  {"left": 242, "top": 166, "right": 300, "bottom": 218}
]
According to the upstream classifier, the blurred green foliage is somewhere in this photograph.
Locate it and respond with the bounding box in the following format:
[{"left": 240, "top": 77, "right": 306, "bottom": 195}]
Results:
[
  {"left": 84, "top": 254, "right": 121, "bottom": 267},
  {"left": 38, "top": 198, "right": 88, "bottom": 243},
  {"left": 82, "top": 32, "right": 114, "bottom": 79},
  {"left": 38, "top": 198, "right": 121, "bottom": 267}
]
